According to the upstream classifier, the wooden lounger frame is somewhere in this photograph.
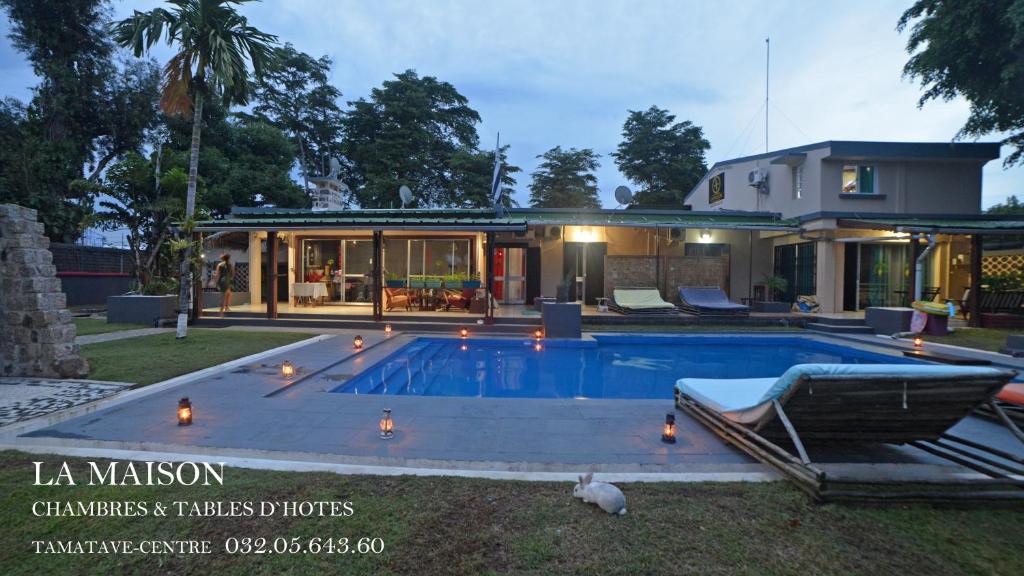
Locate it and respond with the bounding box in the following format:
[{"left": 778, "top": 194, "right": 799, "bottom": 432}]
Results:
[{"left": 676, "top": 371, "right": 1024, "bottom": 503}]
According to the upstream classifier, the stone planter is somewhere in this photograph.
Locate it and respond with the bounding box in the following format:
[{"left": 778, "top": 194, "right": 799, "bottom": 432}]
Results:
[
  {"left": 107, "top": 294, "right": 177, "bottom": 326},
  {"left": 752, "top": 301, "right": 790, "bottom": 313},
  {"left": 201, "top": 291, "right": 250, "bottom": 309}
]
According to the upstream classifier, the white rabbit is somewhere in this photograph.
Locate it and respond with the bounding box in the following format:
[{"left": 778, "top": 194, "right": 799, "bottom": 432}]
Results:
[{"left": 572, "top": 472, "right": 627, "bottom": 515}]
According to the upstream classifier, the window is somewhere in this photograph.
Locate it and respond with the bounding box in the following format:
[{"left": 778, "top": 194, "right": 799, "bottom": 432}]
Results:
[
  {"left": 684, "top": 243, "right": 730, "bottom": 258},
  {"left": 773, "top": 242, "right": 816, "bottom": 302},
  {"left": 841, "top": 164, "right": 875, "bottom": 194},
  {"left": 792, "top": 165, "right": 803, "bottom": 199}
]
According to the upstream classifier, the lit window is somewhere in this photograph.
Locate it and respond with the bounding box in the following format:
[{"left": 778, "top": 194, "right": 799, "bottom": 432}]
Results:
[
  {"left": 792, "top": 165, "right": 804, "bottom": 199},
  {"left": 841, "top": 165, "right": 875, "bottom": 194}
]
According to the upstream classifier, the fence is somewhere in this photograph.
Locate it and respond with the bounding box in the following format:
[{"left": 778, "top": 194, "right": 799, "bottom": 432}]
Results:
[{"left": 50, "top": 243, "right": 133, "bottom": 307}]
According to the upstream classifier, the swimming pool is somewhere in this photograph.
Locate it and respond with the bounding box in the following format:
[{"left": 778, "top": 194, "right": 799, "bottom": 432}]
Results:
[{"left": 329, "top": 335, "right": 923, "bottom": 399}]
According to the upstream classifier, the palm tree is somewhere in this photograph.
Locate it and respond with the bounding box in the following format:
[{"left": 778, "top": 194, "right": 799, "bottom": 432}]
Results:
[{"left": 112, "top": 0, "right": 277, "bottom": 338}]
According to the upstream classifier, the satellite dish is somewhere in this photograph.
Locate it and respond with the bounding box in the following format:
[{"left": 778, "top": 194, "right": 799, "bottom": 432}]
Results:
[
  {"left": 399, "top": 185, "right": 413, "bottom": 208},
  {"left": 614, "top": 185, "right": 633, "bottom": 206}
]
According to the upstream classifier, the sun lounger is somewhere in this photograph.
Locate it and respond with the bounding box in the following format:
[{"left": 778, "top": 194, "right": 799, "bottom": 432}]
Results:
[
  {"left": 608, "top": 288, "right": 678, "bottom": 316},
  {"left": 677, "top": 287, "right": 750, "bottom": 316},
  {"left": 675, "top": 364, "right": 1023, "bottom": 502}
]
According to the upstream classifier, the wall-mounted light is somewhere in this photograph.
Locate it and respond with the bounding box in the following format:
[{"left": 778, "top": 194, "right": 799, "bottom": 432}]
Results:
[
  {"left": 177, "top": 397, "right": 193, "bottom": 426},
  {"left": 661, "top": 413, "right": 676, "bottom": 443},
  {"left": 353, "top": 335, "right": 364, "bottom": 349},
  {"left": 379, "top": 408, "right": 394, "bottom": 439},
  {"left": 699, "top": 229, "right": 712, "bottom": 243},
  {"left": 281, "top": 361, "right": 295, "bottom": 377}
]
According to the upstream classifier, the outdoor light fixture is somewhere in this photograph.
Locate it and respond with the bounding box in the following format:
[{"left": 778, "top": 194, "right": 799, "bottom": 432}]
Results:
[
  {"left": 699, "top": 229, "right": 712, "bottom": 242},
  {"left": 534, "top": 329, "right": 543, "bottom": 340},
  {"left": 661, "top": 413, "right": 676, "bottom": 444},
  {"left": 353, "top": 335, "right": 364, "bottom": 349},
  {"left": 281, "top": 360, "right": 295, "bottom": 377},
  {"left": 460, "top": 327, "right": 469, "bottom": 338},
  {"left": 384, "top": 323, "right": 393, "bottom": 335},
  {"left": 913, "top": 336, "right": 923, "bottom": 349},
  {"left": 379, "top": 408, "right": 394, "bottom": 439},
  {"left": 177, "top": 397, "right": 193, "bottom": 426}
]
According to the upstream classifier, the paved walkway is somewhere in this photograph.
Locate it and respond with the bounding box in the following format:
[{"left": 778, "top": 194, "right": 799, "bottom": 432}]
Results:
[
  {"left": 0, "top": 378, "right": 132, "bottom": 426},
  {"left": 76, "top": 327, "right": 173, "bottom": 345}
]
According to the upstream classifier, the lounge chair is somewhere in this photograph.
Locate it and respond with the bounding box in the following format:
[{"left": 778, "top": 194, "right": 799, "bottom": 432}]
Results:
[
  {"left": 677, "top": 287, "right": 749, "bottom": 316},
  {"left": 675, "top": 364, "right": 1023, "bottom": 502},
  {"left": 608, "top": 288, "right": 678, "bottom": 316}
]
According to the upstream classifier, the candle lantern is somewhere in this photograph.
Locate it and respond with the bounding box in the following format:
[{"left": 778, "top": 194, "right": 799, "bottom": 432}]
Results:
[
  {"left": 459, "top": 327, "right": 469, "bottom": 338},
  {"left": 661, "top": 413, "right": 677, "bottom": 444},
  {"left": 384, "top": 323, "right": 393, "bottom": 335},
  {"left": 379, "top": 408, "right": 394, "bottom": 439},
  {"left": 913, "top": 336, "right": 923, "bottom": 349},
  {"left": 177, "top": 397, "right": 193, "bottom": 426},
  {"left": 281, "top": 360, "right": 295, "bottom": 377},
  {"left": 353, "top": 335, "right": 364, "bottom": 349},
  {"left": 534, "top": 329, "right": 543, "bottom": 340}
]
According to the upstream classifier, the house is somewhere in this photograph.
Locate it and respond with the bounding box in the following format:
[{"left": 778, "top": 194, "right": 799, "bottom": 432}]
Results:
[{"left": 192, "top": 141, "right": 1024, "bottom": 325}]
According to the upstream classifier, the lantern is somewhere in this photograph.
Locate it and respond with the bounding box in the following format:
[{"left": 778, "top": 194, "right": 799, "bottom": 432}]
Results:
[
  {"left": 913, "top": 336, "right": 923, "bottom": 349},
  {"left": 459, "top": 327, "right": 469, "bottom": 338},
  {"left": 661, "top": 413, "right": 676, "bottom": 444},
  {"left": 281, "top": 361, "right": 295, "bottom": 377},
  {"left": 353, "top": 335, "right": 364, "bottom": 349},
  {"left": 534, "top": 329, "right": 543, "bottom": 340},
  {"left": 177, "top": 397, "right": 193, "bottom": 426},
  {"left": 379, "top": 408, "right": 394, "bottom": 439},
  {"left": 384, "top": 323, "right": 393, "bottom": 335}
]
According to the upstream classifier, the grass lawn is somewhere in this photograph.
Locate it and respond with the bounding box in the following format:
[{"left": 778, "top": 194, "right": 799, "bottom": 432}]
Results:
[
  {"left": 80, "top": 329, "right": 311, "bottom": 386},
  {"left": 918, "top": 328, "right": 1019, "bottom": 353},
  {"left": 0, "top": 451, "right": 1021, "bottom": 575},
  {"left": 71, "top": 317, "right": 148, "bottom": 336}
]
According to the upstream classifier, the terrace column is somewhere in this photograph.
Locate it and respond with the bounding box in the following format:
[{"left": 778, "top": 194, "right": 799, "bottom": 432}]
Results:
[
  {"left": 248, "top": 232, "right": 262, "bottom": 306},
  {"left": 267, "top": 231, "right": 278, "bottom": 319},
  {"left": 372, "top": 230, "right": 383, "bottom": 321},
  {"left": 969, "top": 233, "right": 982, "bottom": 327},
  {"left": 908, "top": 235, "right": 921, "bottom": 306},
  {"left": 485, "top": 231, "right": 495, "bottom": 324}
]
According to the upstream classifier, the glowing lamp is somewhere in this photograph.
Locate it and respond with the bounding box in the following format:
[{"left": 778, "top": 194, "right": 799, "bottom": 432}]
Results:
[
  {"left": 177, "top": 397, "right": 193, "bottom": 426},
  {"left": 281, "top": 360, "right": 295, "bottom": 377},
  {"left": 353, "top": 335, "right": 364, "bottom": 349},
  {"left": 459, "top": 327, "right": 469, "bottom": 338},
  {"left": 913, "top": 336, "right": 923, "bottom": 349},
  {"left": 699, "top": 229, "right": 712, "bottom": 242},
  {"left": 384, "top": 323, "right": 393, "bottom": 335},
  {"left": 661, "top": 413, "right": 677, "bottom": 444},
  {"left": 534, "top": 329, "right": 543, "bottom": 340},
  {"left": 379, "top": 408, "right": 394, "bottom": 439}
]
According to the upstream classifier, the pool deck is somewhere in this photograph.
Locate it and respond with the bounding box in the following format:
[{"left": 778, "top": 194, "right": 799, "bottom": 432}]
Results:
[{"left": 3, "top": 331, "right": 1023, "bottom": 482}]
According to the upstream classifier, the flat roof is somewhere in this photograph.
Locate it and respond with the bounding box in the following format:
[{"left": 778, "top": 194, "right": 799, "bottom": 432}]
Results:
[{"left": 193, "top": 206, "right": 798, "bottom": 232}]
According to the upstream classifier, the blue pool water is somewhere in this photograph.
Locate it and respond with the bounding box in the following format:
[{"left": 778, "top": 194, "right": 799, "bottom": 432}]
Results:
[{"left": 329, "top": 335, "right": 923, "bottom": 400}]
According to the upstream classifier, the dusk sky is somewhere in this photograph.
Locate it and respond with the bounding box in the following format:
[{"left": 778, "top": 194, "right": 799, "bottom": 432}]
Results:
[{"left": 2, "top": 0, "right": 1020, "bottom": 212}]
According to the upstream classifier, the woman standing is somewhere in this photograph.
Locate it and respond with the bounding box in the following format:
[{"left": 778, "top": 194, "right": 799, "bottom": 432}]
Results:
[{"left": 213, "top": 253, "right": 234, "bottom": 317}]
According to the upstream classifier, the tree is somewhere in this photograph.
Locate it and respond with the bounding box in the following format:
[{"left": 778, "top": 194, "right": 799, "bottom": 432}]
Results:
[
  {"left": 249, "top": 43, "right": 344, "bottom": 195},
  {"left": 528, "top": 146, "right": 602, "bottom": 208},
  {"left": 97, "top": 151, "right": 186, "bottom": 290},
  {"left": 0, "top": 0, "right": 162, "bottom": 241},
  {"left": 112, "top": 0, "right": 277, "bottom": 338},
  {"left": 449, "top": 145, "right": 520, "bottom": 208},
  {"left": 898, "top": 0, "right": 1024, "bottom": 166},
  {"left": 987, "top": 195, "right": 1024, "bottom": 215},
  {"left": 341, "top": 69, "right": 482, "bottom": 208},
  {"left": 612, "top": 105, "right": 710, "bottom": 207}
]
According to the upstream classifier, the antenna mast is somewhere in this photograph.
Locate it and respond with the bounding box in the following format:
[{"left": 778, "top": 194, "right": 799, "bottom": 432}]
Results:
[{"left": 765, "top": 37, "right": 770, "bottom": 153}]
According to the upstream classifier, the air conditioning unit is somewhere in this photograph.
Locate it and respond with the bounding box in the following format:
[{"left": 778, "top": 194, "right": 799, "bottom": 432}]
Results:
[
  {"left": 547, "top": 225, "right": 562, "bottom": 240},
  {"left": 748, "top": 168, "right": 767, "bottom": 187},
  {"left": 669, "top": 228, "right": 683, "bottom": 241}
]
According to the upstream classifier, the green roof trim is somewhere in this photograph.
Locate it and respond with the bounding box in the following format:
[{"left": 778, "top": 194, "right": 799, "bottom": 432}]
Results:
[
  {"left": 839, "top": 217, "right": 1024, "bottom": 234},
  {"left": 194, "top": 206, "right": 798, "bottom": 231}
]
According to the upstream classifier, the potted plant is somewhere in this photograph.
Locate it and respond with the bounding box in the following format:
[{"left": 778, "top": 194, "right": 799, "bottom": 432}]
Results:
[
  {"left": 753, "top": 274, "right": 791, "bottom": 313},
  {"left": 385, "top": 272, "right": 407, "bottom": 288},
  {"left": 423, "top": 275, "right": 443, "bottom": 289}
]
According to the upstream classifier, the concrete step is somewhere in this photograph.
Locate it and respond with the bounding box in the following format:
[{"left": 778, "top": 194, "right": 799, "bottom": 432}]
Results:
[
  {"left": 806, "top": 322, "right": 875, "bottom": 334},
  {"left": 195, "top": 316, "right": 539, "bottom": 334},
  {"left": 811, "top": 316, "right": 868, "bottom": 327}
]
